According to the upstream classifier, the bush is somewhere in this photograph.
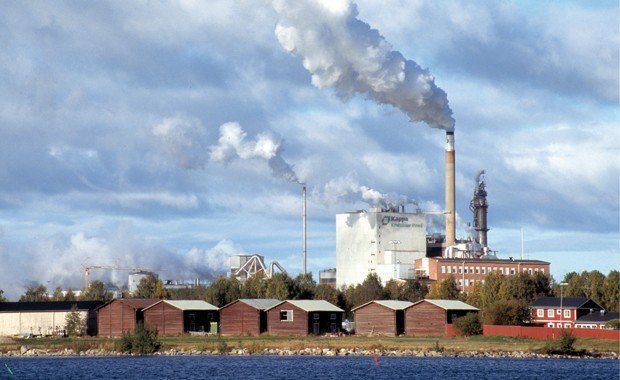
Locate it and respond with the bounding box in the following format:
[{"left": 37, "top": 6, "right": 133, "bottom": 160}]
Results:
[
  {"left": 453, "top": 313, "right": 482, "bottom": 336},
  {"left": 116, "top": 323, "right": 161, "bottom": 355},
  {"left": 542, "top": 329, "right": 584, "bottom": 355}
]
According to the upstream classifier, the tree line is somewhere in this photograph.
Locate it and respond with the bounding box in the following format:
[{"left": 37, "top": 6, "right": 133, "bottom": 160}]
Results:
[{"left": 3, "top": 269, "right": 617, "bottom": 326}]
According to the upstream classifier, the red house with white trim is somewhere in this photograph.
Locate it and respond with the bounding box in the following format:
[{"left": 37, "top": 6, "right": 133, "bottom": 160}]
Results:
[{"left": 530, "top": 297, "right": 603, "bottom": 329}]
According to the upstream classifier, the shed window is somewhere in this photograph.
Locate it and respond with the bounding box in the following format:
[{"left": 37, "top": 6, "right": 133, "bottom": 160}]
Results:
[
  {"left": 280, "top": 310, "right": 293, "bottom": 321},
  {"left": 330, "top": 313, "right": 337, "bottom": 320},
  {"left": 313, "top": 313, "right": 320, "bottom": 320}
]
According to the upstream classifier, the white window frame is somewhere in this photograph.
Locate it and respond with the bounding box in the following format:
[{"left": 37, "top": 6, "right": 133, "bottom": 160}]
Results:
[
  {"left": 548, "top": 323, "right": 554, "bottom": 328},
  {"left": 280, "top": 310, "right": 294, "bottom": 322},
  {"left": 537, "top": 309, "right": 544, "bottom": 318},
  {"left": 441, "top": 266, "right": 446, "bottom": 274},
  {"left": 564, "top": 310, "right": 570, "bottom": 318},
  {"left": 547, "top": 309, "right": 554, "bottom": 318},
  {"left": 564, "top": 323, "right": 571, "bottom": 328},
  {"left": 556, "top": 310, "right": 561, "bottom": 315}
]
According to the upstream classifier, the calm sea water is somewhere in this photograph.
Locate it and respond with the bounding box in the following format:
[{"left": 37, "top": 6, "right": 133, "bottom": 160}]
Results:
[{"left": 1, "top": 355, "right": 618, "bottom": 380}]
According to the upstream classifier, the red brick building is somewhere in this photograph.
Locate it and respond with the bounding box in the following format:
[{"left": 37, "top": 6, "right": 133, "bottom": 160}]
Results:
[
  {"left": 530, "top": 297, "right": 605, "bottom": 329},
  {"left": 414, "top": 257, "right": 550, "bottom": 292},
  {"left": 405, "top": 299, "right": 478, "bottom": 336},
  {"left": 352, "top": 300, "right": 413, "bottom": 336},
  {"left": 266, "top": 300, "right": 343, "bottom": 336}
]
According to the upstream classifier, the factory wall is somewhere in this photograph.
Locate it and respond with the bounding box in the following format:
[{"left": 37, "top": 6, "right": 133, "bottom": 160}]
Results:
[
  {"left": 0, "top": 310, "right": 89, "bottom": 336},
  {"left": 336, "top": 210, "right": 426, "bottom": 287}
]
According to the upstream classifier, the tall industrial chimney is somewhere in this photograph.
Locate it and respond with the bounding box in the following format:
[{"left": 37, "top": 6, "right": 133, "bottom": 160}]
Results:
[
  {"left": 445, "top": 131, "right": 456, "bottom": 247},
  {"left": 302, "top": 184, "right": 307, "bottom": 276}
]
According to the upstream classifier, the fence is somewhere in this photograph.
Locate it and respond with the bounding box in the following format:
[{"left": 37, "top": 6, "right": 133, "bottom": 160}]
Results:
[{"left": 482, "top": 325, "right": 620, "bottom": 340}]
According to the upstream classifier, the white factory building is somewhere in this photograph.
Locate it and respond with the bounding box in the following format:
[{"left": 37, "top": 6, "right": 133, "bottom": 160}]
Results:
[{"left": 336, "top": 208, "right": 426, "bottom": 287}]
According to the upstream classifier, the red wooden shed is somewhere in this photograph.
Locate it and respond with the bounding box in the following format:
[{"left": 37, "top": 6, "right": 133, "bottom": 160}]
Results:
[
  {"left": 219, "top": 299, "right": 280, "bottom": 336},
  {"left": 96, "top": 298, "right": 158, "bottom": 337},
  {"left": 405, "top": 299, "right": 478, "bottom": 336},
  {"left": 352, "top": 300, "right": 413, "bottom": 336},
  {"left": 143, "top": 300, "right": 219, "bottom": 336},
  {"left": 266, "top": 300, "right": 344, "bottom": 336}
]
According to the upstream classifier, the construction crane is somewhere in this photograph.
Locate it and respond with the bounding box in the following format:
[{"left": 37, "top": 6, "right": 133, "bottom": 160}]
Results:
[{"left": 81, "top": 262, "right": 162, "bottom": 289}]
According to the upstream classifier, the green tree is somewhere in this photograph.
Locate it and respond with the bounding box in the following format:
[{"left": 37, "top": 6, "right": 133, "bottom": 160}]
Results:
[
  {"left": 51, "top": 286, "right": 65, "bottom": 301},
  {"left": 168, "top": 285, "right": 208, "bottom": 300},
  {"left": 0, "top": 289, "right": 7, "bottom": 302},
  {"left": 264, "top": 272, "right": 295, "bottom": 300},
  {"left": 427, "top": 275, "right": 460, "bottom": 300},
  {"left": 453, "top": 312, "right": 482, "bottom": 336},
  {"left": 81, "top": 280, "right": 113, "bottom": 302},
  {"left": 501, "top": 273, "right": 537, "bottom": 303},
  {"left": 584, "top": 270, "right": 605, "bottom": 307},
  {"left": 65, "top": 305, "right": 86, "bottom": 336},
  {"left": 401, "top": 280, "right": 428, "bottom": 302},
  {"left": 241, "top": 273, "right": 266, "bottom": 298},
  {"left": 293, "top": 273, "right": 316, "bottom": 300},
  {"left": 465, "top": 282, "right": 482, "bottom": 308},
  {"left": 64, "top": 289, "right": 77, "bottom": 301},
  {"left": 19, "top": 284, "right": 49, "bottom": 302},
  {"left": 532, "top": 272, "right": 553, "bottom": 298},
  {"left": 384, "top": 280, "right": 401, "bottom": 300},
  {"left": 205, "top": 276, "right": 241, "bottom": 307},
  {"left": 563, "top": 272, "right": 586, "bottom": 298},
  {"left": 482, "top": 299, "right": 529, "bottom": 325},
  {"left": 602, "top": 270, "right": 619, "bottom": 312},
  {"left": 479, "top": 271, "right": 505, "bottom": 309},
  {"left": 356, "top": 272, "right": 384, "bottom": 305},
  {"left": 134, "top": 275, "right": 168, "bottom": 299},
  {"left": 314, "top": 284, "right": 338, "bottom": 304}
]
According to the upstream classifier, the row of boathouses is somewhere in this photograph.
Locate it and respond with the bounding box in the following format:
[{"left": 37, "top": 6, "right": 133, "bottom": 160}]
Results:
[{"left": 0, "top": 298, "right": 479, "bottom": 337}]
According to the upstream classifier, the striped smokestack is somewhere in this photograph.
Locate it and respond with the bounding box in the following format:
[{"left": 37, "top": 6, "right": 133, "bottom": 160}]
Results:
[{"left": 445, "top": 131, "right": 456, "bottom": 247}]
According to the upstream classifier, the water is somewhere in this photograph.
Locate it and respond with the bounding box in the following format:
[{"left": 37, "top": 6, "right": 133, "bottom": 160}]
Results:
[{"left": 1, "top": 356, "right": 618, "bottom": 380}]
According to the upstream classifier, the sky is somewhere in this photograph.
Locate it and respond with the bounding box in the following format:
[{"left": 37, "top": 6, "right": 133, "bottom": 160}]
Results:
[{"left": 0, "top": 0, "right": 618, "bottom": 300}]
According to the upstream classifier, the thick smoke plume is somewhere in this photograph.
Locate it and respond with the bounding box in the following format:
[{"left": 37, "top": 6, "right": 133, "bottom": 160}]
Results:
[
  {"left": 0, "top": 226, "right": 245, "bottom": 300},
  {"left": 152, "top": 118, "right": 300, "bottom": 183},
  {"left": 272, "top": 0, "right": 455, "bottom": 131},
  {"left": 319, "top": 174, "right": 416, "bottom": 210},
  {"left": 209, "top": 122, "right": 300, "bottom": 183}
]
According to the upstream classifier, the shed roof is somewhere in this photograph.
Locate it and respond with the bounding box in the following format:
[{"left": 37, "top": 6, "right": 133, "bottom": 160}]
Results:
[
  {"left": 143, "top": 300, "right": 219, "bottom": 312},
  {"left": 0, "top": 301, "right": 103, "bottom": 313},
  {"left": 413, "top": 299, "right": 478, "bottom": 311},
  {"left": 95, "top": 298, "right": 159, "bottom": 311},
  {"left": 575, "top": 311, "right": 619, "bottom": 324},
  {"left": 352, "top": 300, "right": 414, "bottom": 312},
  {"left": 219, "top": 298, "right": 281, "bottom": 311},
  {"left": 531, "top": 297, "right": 602, "bottom": 309},
  {"left": 268, "top": 300, "right": 344, "bottom": 313}
]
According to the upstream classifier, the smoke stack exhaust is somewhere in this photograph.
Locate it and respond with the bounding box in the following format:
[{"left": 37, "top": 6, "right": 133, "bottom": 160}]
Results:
[{"left": 445, "top": 131, "right": 456, "bottom": 247}]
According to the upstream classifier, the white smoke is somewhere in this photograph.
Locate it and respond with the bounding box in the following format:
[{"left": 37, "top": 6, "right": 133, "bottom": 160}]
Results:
[
  {"left": 318, "top": 173, "right": 415, "bottom": 209},
  {"left": 209, "top": 122, "right": 300, "bottom": 183},
  {"left": 272, "top": 0, "right": 455, "bottom": 131},
  {"left": 152, "top": 116, "right": 210, "bottom": 169},
  {"left": 0, "top": 226, "right": 245, "bottom": 300}
]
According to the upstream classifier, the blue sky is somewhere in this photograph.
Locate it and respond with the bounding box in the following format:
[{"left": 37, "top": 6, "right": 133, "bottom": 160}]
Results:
[{"left": 0, "top": 0, "right": 618, "bottom": 299}]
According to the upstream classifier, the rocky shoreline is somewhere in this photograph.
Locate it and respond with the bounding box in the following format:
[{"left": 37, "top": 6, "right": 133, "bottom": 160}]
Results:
[{"left": 2, "top": 345, "right": 618, "bottom": 359}]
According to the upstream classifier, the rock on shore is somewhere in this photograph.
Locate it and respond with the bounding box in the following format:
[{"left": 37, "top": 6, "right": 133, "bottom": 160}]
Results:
[{"left": 1, "top": 345, "right": 617, "bottom": 359}]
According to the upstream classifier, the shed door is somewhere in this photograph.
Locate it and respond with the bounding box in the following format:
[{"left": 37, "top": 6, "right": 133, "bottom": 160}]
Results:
[
  {"left": 313, "top": 323, "right": 320, "bottom": 335},
  {"left": 396, "top": 310, "right": 405, "bottom": 336}
]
